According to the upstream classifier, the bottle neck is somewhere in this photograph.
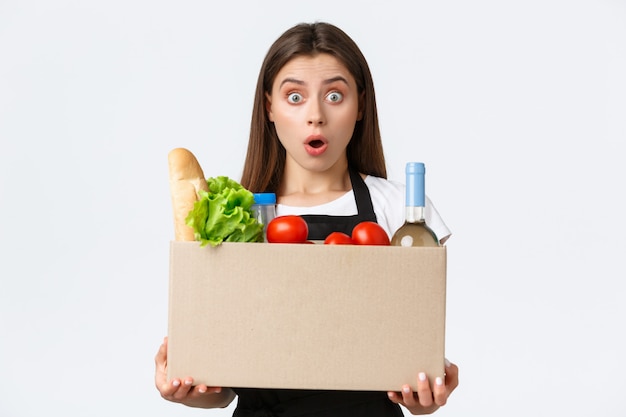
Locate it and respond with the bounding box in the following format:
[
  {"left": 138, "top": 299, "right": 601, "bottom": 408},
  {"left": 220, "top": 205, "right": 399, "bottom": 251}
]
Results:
[
  {"left": 404, "top": 206, "right": 426, "bottom": 223},
  {"left": 405, "top": 162, "right": 426, "bottom": 222}
]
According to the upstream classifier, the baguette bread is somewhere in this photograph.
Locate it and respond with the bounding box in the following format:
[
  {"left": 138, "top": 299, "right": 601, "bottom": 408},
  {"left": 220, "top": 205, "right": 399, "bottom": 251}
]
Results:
[{"left": 167, "top": 148, "right": 210, "bottom": 241}]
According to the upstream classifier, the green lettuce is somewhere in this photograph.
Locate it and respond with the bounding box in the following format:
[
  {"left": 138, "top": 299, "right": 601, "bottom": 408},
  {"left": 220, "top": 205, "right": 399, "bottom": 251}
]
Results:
[{"left": 186, "top": 176, "right": 263, "bottom": 247}]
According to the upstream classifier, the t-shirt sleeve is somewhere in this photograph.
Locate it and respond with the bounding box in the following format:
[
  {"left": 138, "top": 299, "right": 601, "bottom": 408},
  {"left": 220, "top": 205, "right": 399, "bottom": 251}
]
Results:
[{"left": 425, "top": 196, "right": 452, "bottom": 243}]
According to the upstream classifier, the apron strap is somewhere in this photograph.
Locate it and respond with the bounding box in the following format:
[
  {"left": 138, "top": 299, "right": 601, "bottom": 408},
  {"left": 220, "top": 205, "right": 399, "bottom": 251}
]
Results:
[{"left": 349, "top": 168, "right": 377, "bottom": 221}]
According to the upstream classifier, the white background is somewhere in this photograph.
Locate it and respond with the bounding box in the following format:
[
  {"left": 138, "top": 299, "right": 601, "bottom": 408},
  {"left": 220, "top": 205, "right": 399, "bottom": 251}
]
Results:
[{"left": 1, "top": 1, "right": 625, "bottom": 416}]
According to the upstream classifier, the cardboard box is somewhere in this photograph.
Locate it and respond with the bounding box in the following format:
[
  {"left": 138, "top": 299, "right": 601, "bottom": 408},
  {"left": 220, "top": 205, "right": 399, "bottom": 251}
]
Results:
[{"left": 167, "top": 241, "right": 446, "bottom": 392}]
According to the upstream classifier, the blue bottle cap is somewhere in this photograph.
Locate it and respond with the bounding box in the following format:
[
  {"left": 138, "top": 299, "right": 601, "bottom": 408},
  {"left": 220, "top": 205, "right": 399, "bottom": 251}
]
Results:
[
  {"left": 253, "top": 193, "right": 276, "bottom": 204},
  {"left": 406, "top": 162, "right": 425, "bottom": 174}
]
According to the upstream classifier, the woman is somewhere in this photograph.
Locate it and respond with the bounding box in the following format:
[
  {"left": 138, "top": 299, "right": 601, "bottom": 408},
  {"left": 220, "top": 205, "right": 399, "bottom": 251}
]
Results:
[{"left": 155, "top": 22, "right": 459, "bottom": 416}]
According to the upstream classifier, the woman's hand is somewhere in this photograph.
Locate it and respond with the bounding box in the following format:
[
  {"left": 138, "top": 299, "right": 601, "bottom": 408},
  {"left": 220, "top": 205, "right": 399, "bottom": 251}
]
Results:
[
  {"left": 387, "top": 359, "right": 459, "bottom": 415},
  {"left": 154, "top": 337, "right": 235, "bottom": 409}
]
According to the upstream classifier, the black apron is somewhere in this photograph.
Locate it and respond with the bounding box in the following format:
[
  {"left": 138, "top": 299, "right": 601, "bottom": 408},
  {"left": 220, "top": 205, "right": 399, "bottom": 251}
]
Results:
[{"left": 232, "top": 169, "right": 403, "bottom": 417}]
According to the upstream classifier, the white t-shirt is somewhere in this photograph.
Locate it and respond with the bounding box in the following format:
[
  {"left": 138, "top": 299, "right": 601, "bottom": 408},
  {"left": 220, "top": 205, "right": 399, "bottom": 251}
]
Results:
[{"left": 276, "top": 175, "right": 451, "bottom": 242}]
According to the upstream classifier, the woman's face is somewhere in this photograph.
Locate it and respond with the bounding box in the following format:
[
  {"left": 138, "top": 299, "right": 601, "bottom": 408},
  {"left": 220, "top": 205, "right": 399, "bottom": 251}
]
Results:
[{"left": 266, "top": 53, "right": 362, "bottom": 174}]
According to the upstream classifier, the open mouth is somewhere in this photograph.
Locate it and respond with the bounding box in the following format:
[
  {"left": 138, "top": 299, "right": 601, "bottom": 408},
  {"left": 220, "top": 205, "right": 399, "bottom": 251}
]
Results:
[
  {"left": 308, "top": 139, "right": 325, "bottom": 149},
  {"left": 304, "top": 135, "right": 328, "bottom": 156}
]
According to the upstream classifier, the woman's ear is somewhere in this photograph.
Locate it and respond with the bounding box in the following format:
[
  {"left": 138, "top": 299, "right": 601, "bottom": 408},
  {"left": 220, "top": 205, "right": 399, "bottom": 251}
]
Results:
[{"left": 265, "top": 92, "right": 274, "bottom": 122}]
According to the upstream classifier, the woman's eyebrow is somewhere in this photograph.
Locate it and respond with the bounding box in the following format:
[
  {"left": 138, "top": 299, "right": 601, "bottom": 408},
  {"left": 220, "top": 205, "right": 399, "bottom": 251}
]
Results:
[
  {"left": 279, "top": 77, "right": 305, "bottom": 88},
  {"left": 323, "top": 76, "right": 349, "bottom": 85},
  {"left": 279, "top": 76, "right": 349, "bottom": 88}
]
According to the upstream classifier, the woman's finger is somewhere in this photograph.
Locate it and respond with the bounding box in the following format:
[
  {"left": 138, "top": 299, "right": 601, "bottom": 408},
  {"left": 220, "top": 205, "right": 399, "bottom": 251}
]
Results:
[{"left": 415, "top": 372, "right": 434, "bottom": 407}]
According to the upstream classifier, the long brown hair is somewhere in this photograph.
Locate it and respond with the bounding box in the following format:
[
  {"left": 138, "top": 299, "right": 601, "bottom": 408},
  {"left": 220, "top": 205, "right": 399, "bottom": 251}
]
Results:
[{"left": 240, "top": 22, "right": 387, "bottom": 192}]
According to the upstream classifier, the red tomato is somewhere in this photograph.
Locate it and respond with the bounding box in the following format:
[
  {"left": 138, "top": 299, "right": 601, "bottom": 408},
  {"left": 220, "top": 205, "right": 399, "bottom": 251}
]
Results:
[
  {"left": 351, "top": 221, "right": 391, "bottom": 246},
  {"left": 266, "top": 215, "right": 309, "bottom": 243},
  {"left": 324, "top": 231, "right": 355, "bottom": 245}
]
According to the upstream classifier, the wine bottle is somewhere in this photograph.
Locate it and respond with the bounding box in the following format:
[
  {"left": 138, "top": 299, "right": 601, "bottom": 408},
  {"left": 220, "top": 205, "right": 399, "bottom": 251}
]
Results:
[{"left": 391, "top": 162, "right": 439, "bottom": 247}]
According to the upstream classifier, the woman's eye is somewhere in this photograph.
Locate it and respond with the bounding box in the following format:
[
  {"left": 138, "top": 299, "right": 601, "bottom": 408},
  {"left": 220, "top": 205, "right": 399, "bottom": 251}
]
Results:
[
  {"left": 326, "top": 91, "right": 343, "bottom": 103},
  {"left": 287, "top": 93, "right": 303, "bottom": 103}
]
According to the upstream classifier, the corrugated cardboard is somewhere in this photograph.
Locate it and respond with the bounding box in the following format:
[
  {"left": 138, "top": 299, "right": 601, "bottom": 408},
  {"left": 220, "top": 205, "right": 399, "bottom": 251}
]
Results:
[{"left": 167, "top": 241, "right": 446, "bottom": 392}]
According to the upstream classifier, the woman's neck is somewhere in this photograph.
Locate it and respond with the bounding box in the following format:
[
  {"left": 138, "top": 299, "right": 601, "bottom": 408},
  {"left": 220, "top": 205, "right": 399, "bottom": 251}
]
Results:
[{"left": 278, "top": 161, "right": 352, "bottom": 207}]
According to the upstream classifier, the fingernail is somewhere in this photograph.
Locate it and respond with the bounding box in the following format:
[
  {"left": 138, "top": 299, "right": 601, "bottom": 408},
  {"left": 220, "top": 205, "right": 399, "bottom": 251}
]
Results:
[
  {"left": 444, "top": 358, "right": 451, "bottom": 368},
  {"left": 172, "top": 380, "right": 180, "bottom": 387},
  {"left": 435, "top": 377, "right": 443, "bottom": 386},
  {"left": 402, "top": 385, "right": 411, "bottom": 393},
  {"left": 184, "top": 379, "right": 192, "bottom": 386},
  {"left": 418, "top": 372, "right": 427, "bottom": 382},
  {"left": 198, "top": 387, "right": 207, "bottom": 394}
]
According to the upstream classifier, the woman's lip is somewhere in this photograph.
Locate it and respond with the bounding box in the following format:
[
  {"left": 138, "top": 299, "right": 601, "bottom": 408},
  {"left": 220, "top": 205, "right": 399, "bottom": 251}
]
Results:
[
  {"left": 305, "top": 134, "right": 328, "bottom": 144},
  {"left": 304, "top": 135, "right": 328, "bottom": 156}
]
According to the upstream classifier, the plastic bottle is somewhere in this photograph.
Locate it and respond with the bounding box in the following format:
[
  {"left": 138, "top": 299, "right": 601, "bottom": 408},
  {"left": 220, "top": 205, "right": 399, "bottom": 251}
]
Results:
[{"left": 251, "top": 193, "right": 277, "bottom": 242}]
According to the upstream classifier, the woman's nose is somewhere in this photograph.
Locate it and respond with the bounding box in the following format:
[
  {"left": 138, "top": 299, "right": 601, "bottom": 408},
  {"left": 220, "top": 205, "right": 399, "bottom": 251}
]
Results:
[{"left": 307, "top": 100, "right": 326, "bottom": 125}]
